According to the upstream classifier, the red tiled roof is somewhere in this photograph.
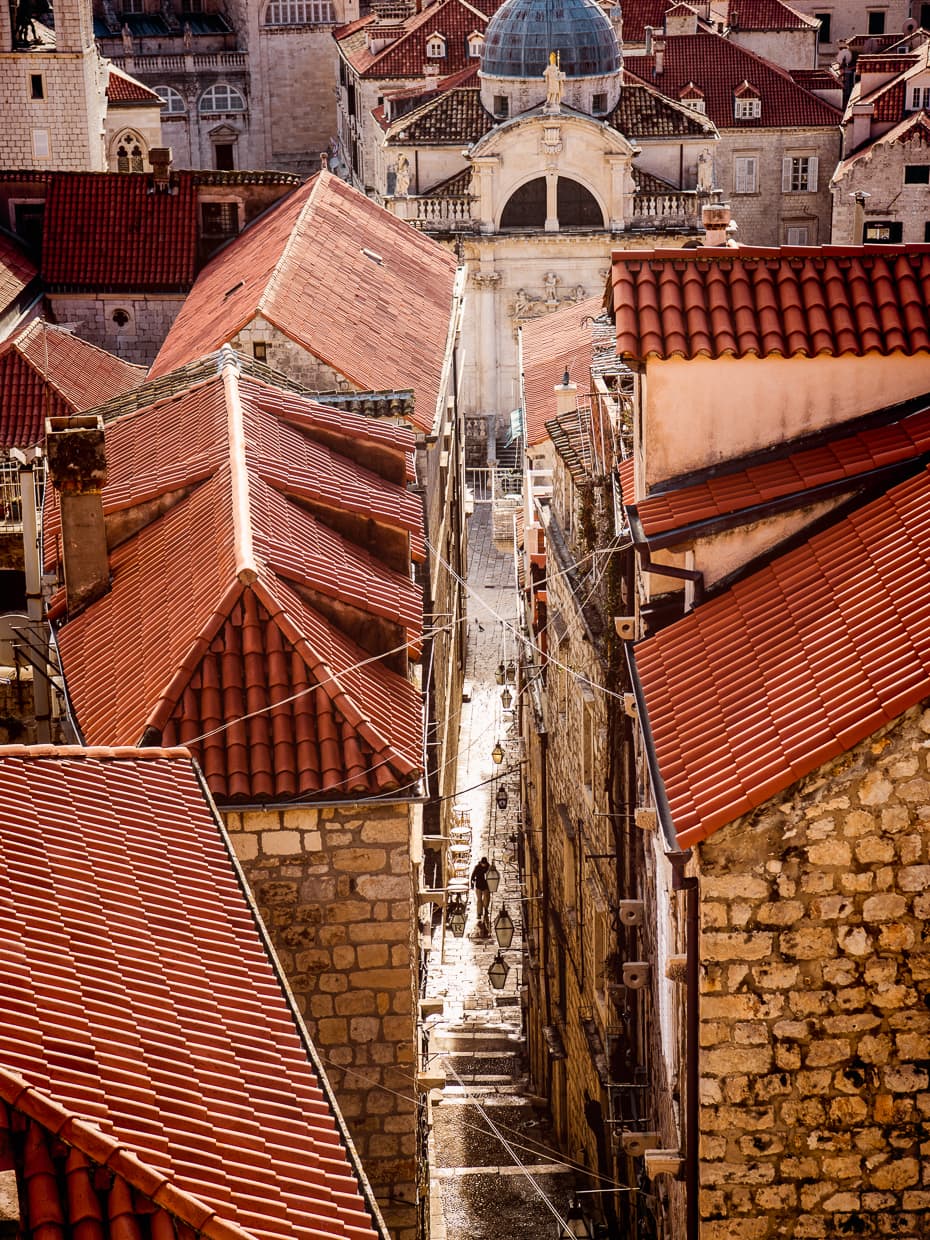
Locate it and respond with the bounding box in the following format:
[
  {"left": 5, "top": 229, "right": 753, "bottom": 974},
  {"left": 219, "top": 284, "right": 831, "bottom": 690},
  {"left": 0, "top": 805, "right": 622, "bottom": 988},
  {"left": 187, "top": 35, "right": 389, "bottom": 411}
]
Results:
[
  {"left": 52, "top": 363, "right": 424, "bottom": 805},
  {"left": 41, "top": 172, "right": 198, "bottom": 290},
  {"left": 725, "top": 0, "right": 817, "bottom": 29},
  {"left": 618, "top": 456, "right": 637, "bottom": 504},
  {"left": 634, "top": 397, "right": 930, "bottom": 537},
  {"left": 626, "top": 30, "right": 841, "bottom": 128},
  {"left": 106, "top": 65, "right": 162, "bottom": 103},
  {"left": 0, "top": 231, "right": 36, "bottom": 311},
  {"left": 620, "top": 0, "right": 685, "bottom": 41},
  {"left": 521, "top": 298, "right": 600, "bottom": 446},
  {"left": 834, "top": 109, "right": 930, "bottom": 176},
  {"left": 870, "top": 79, "right": 907, "bottom": 122},
  {"left": 634, "top": 466, "right": 930, "bottom": 847},
  {"left": 338, "top": 0, "right": 492, "bottom": 78},
  {"left": 0, "top": 745, "right": 382, "bottom": 1240},
  {"left": 0, "top": 322, "right": 145, "bottom": 448},
  {"left": 610, "top": 245, "right": 930, "bottom": 362},
  {"left": 149, "top": 172, "right": 458, "bottom": 434}
]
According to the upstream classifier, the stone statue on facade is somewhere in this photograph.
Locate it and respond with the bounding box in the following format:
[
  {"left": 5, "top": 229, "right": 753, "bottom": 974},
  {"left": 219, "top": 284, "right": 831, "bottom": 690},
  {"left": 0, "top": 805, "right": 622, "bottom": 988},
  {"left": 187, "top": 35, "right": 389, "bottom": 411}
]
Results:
[
  {"left": 121, "top": 22, "right": 134, "bottom": 53},
  {"left": 183, "top": 22, "right": 193, "bottom": 50},
  {"left": 544, "top": 271, "right": 560, "bottom": 305},
  {"left": 697, "top": 147, "right": 714, "bottom": 193},
  {"left": 394, "top": 153, "right": 411, "bottom": 196},
  {"left": 543, "top": 51, "right": 565, "bottom": 113}
]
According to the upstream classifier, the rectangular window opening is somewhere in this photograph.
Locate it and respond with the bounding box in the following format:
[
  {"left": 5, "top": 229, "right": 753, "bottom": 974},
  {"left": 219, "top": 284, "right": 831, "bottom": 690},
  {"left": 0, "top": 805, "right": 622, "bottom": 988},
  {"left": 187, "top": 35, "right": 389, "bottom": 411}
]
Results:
[
  {"left": 213, "top": 142, "right": 235, "bottom": 171},
  {"left": 867, "top": 10, "right": 886, "bottom": 34},
  {"left": 815, "top": 12, "right": 831, "bottom": 42},
  {"left": 30, "top": 74, "right": 44, "bottom": 100},
  {"left": 905, "top": 165, "right": 930, "bottom": 184},
  {"left": 253, "top": 341, "right": 268, "bottom": 362},
  {"left": 494, "top": 95, "right": 509, "bottom": 119},
  {"left": 864, "top": 220, "right": 903, "bottom": 243},
  {"left": 201, "top": 201, "right": 239, "bottom": 236}
]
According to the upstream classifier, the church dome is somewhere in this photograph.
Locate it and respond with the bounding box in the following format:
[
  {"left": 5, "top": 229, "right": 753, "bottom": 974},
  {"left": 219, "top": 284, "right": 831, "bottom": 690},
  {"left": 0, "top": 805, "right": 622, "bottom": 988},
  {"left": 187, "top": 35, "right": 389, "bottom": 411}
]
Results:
[{"left": 481, "top": 0, "right": 620, "bottom": 80}]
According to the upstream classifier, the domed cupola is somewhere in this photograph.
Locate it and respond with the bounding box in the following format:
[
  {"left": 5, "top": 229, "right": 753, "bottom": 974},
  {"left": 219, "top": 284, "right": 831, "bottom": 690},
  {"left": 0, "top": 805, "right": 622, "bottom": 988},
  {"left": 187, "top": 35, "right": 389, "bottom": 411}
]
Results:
[{"left": 480, "top": 0, "right": 623, "bottom": 119}]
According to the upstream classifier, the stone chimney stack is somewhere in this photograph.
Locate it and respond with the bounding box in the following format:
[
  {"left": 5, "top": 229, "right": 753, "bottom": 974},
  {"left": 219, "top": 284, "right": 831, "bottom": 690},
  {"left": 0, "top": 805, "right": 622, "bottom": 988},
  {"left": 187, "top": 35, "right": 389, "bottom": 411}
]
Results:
[
  {"left": 653, "top": 33, "right": 665, "bottom": 74},
  {"left": 149, "top": 147, "right": 172, "bottom": 190},
  {"left": 702, "top": 190, "right": 735, "bottom": 246},
  {"left": 644, "top": 24, "right": 653, "bottom": 54},
  {"left": 554, "top": 369, "right": 578, "bottom": 415},
  {"left": 45, "top": 415, "right": 110, "bottom": 614}
]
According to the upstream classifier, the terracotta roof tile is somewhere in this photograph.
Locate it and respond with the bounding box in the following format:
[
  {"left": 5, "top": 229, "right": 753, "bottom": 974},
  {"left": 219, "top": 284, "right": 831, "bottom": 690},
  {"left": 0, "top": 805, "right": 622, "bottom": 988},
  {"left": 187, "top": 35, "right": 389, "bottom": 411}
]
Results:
[
  {"left": 0, "top": 322, "right": 145, "bottom": 449},
  {"left": 0, "top": 231, "right": 37, "bottom": 310},
  {"left": 106, "top": 66, "right": 162, "bottom": 104},
  {"left": 52, "top": 364, "right": 423, "bottom": 805},
  {"left": 634, "top": 466, "right": 930, "bottom": 847},
  {"left": 724, "top": 0, "right": 817, "bottom": 29},
  {"left": 0, "top": 746, "right": 381, "bottom": 1240},
  {"left": 521, "top": 297, "right": 601, "bottom": 446},
  {"left": 385, "top": 83, "right": 491, "bottom": 144},
  {"left": 149, "top": 173, "right": 458, "bottom": 434},
  {"left": 626, "top": 30, "right": 841, "bottom": 128},
  {"left": 609, "top": 79, "right": 716, "bottom": 136},
  {"left": 611, "top": 245, "right": 930, "bottom": 362},
  {"left": 338, "top": 0, "right": 494, "bottom": 79},
  {"left": 41, "top": 173, "right": 198, "bottom": 291}
]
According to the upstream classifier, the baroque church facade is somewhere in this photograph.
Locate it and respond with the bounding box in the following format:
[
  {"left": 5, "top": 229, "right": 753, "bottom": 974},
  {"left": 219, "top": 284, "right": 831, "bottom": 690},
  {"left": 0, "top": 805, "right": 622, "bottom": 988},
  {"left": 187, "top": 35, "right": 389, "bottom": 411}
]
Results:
[{"left": 337, "top": 0, "right": 721, "bottom": 433}]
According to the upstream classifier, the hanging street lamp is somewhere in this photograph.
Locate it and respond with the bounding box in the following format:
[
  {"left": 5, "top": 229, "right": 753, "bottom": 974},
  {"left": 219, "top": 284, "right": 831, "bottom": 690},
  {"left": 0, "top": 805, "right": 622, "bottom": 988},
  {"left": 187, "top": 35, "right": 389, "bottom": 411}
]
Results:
[
  {"left": 559, "top": 1198, "right": 593, "bottom": 1240},
  {"left": 491, "top": 741, "right": 504, "bottom": 764},
  {"left": 485, "top": 861, "right": 501, "bottom": 892},
  {"left": 495, "top": 662, "right": 505, "bottom": 684},
  {"left": 505, "top": 659, "right": 516, "bottom": 682},
  {"left": 447, "top": 902, "right": 467, "bottom": 938},
  {"left": 494, "top": 905, "right": 515, "bottom": 949},
  {"left": 501, "top": 685, "right": 513, "bottom": 710},
  {"left": 487, "top": 952, "right": 509, "bottom": 990},
  {"left": 496, "top": 785, "right": 509, "bottom": 810}
]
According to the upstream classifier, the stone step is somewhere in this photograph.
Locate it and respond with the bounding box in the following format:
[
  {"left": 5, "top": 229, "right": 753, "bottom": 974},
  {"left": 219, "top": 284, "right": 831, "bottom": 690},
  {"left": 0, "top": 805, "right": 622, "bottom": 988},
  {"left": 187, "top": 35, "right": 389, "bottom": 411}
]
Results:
[{"left": 431, "top": 1025, "right": 522, "bottom": 1053}]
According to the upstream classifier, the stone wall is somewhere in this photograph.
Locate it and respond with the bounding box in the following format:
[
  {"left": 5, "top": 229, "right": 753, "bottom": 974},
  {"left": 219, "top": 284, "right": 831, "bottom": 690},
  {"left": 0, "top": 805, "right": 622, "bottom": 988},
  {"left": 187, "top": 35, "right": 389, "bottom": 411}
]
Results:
[
  {"left": 832, "top": 130, "right": 930, "bottom": 244},
  {"left": 695, "top": 702, "right": 930, "bottom": 1238},
  {"left": 0, "top": 50, "right": 107, "bottom": 170},
  {"left": 225, "top": 800, "right": 420, "bottom": 1240},
  {"left": 47, "top": 294, "right": 185, "bottom": 366}
]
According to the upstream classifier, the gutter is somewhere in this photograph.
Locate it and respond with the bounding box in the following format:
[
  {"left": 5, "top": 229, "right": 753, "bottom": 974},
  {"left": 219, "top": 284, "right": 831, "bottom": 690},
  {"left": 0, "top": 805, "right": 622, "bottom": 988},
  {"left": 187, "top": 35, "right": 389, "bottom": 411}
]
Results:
[{"left": 626, "top": 507, "right": 705, "bottom": 605}]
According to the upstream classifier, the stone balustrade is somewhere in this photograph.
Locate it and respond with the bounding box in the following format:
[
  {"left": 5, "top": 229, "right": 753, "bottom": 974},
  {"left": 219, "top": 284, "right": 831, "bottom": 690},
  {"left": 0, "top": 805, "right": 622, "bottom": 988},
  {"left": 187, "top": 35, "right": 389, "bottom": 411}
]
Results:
[
  {"left": 109, "top": 51, "right": 248, "bottom": 71},
  {"left": 629, "top": 190, "right": 700, "bottom": 230}
]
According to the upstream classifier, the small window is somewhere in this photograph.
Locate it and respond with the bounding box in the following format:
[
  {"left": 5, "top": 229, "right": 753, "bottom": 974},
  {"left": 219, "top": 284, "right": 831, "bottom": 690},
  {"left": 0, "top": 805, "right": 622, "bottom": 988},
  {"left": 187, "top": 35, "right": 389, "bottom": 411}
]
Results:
[
  {"left": 32, "top": 129, "right": 49, "bottom": 160},
  {"left": 468, "top": 33, "right": 484, "bottom": 57},
  {"left": 867, "top": 10, "right": 886, "bottom": 34},
  {"left": 786, "top": 225, "right": 810, "bottom": 245},
  {"left": 734, "top": 96, "right": 761, "bottom": 119},
  {"left": 13, "top": 202, "right": 44, "bottom": 251},
  {"left": 592, "top": 92, "right": 607, "bottom": 113},
  {"left": 922, "top": 4, "right": 930, "bottom": 29},
  {"left": 116, "top": 131, "right": 145, "bottom": 172},
  {"left": 154, "top": 85, "right": 186, "bottom": 114},
  {"left": 201, "top": 201, "right": 239, "bottom": 236},
  {"left": 213, "top": 142, "right": 236, "bottom": 170},
  {"left": 782, "top": 154, "right": 818, "bottom": 192},
  {"left": 199, "top": 83, "right": 246, "bottom": 113},
  {"left": 122, "top": 0, "right": 144, "bottom": 13},
  {"left": 111, "top": 308, "right": 131, "bottom": 327},
  {"left": 494, "top": 95, "right": 509, "bottom": 119},
  {"left": 253, "top": 341, "right": 268, "bottom": 362},
  {"left": 30, "top": 74, "right": 44, "bottom": 100},
  {"left": 815, "top": 12, "right": 831, "bottom": 42},
  {"left": 864, "top": 220, "right": 903, "bottom": 242},
  {"left": 734, "top": 155, "right": 758, "bottom": 194},
  {"left": 905, "top": 165, "right": 930, "bottom": 184},
  {"left": 426, "top": 33, "right": 446, "bottom": 58}
]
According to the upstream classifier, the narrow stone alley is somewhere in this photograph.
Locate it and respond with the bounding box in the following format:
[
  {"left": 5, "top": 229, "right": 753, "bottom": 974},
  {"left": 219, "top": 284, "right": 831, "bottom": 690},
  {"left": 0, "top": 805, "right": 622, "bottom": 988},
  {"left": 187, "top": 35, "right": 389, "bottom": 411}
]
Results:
[{"left": 423, "top": 502, "right": 580, "bottom": 1240}]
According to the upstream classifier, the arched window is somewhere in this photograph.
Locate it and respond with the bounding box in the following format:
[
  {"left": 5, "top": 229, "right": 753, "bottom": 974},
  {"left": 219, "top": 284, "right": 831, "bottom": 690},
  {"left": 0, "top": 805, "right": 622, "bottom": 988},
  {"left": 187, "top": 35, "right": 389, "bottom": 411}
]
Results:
[
  {"left": 426, "top": 33, "right": 446, "bottom": 57},
  {"left": 501, "top": 178, "right": 547, "bottom": 229},
  {"left": 468, "top": 31, "right": 484, "bottom": 57},
  {"left": 116, "top": 131, "right": 145, "bottom": 173},
  {"left": 557, "top": 178, "right": 603, "bottom": 228},
  {"left": 154, "top": 85, "right": 186, "bottom": 114},
  {"left": 263, "top": 0, "right": 334, "bottom": 23},
  {"left": 199, "top": 83, "right": 246, "bottom": 114}
]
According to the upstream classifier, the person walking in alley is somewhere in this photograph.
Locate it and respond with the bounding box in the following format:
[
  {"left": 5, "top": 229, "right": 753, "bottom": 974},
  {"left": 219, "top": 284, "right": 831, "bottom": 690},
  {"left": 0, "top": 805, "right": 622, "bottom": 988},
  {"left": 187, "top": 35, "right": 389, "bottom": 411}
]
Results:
[{"left": 470, "top": 856, "right": 491, "bottom": 925}]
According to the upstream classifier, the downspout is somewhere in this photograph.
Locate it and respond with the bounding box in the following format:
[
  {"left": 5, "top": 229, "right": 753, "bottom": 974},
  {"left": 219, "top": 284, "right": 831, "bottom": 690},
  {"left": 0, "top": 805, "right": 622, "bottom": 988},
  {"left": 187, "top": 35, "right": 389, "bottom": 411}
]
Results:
[{"left": 670, "top": 850, "right": 699, "bottom": 1240}]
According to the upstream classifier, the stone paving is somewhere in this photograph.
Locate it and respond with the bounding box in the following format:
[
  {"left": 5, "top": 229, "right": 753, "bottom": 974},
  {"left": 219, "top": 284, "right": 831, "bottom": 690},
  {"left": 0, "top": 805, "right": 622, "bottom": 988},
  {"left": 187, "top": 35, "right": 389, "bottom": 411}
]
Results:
[{"left": 424, "top": 503, "right": 578, "bottom": 1240}]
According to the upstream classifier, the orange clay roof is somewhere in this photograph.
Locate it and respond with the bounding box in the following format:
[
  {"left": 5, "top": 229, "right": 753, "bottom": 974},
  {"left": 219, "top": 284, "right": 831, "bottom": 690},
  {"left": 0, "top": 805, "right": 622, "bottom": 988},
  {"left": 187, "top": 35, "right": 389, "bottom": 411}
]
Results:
[
  {"left": 521, "top": 297, "right": 601, "bottom": 446},
  {"left": 0, "top": 745, "right": 381, "bottom": 1240},
  {"left": 634, "top": 395, "right": 930, "bottom": 539},
  {"left": 51, "top": 360, "right": 423, "bottom": 805},
  {"left": 0, "top": 230, "right": 36, "bottom": 310},
  {"left": 610, "top": 245, "right": 930, "bottom": 362},
  {"left": 336, "top": 0, "right": 492, "bottom": 78},
  {"left": 633, "top": 465, "right": 930, "bottom": 848},
  {"left": 0, "top": 322, "right": 145, "bottom": 449},
  {"left": 149, "top": 172, "right": 458, "bottom": 434}
]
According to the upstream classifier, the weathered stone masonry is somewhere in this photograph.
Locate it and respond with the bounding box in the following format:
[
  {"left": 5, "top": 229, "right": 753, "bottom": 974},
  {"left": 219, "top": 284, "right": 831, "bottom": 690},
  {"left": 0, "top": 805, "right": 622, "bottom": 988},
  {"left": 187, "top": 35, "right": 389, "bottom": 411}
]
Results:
[
  {"left": 225, "top": 802, "right": 419, "bottom": 1240},
  {"left": 695, "top": 703, "right": 930, "bottom": 1239}
]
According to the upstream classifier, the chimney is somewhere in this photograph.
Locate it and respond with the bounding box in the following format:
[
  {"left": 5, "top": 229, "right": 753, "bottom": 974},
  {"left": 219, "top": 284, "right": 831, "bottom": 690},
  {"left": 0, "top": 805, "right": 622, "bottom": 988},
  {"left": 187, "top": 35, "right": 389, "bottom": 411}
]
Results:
[
  {"left": 702, "top": 190, "right": 733, "bottom": 246},
  {"left": 847, "top": 101, "right": 874, "bottom": 153},
  {"left": 149, "top": 146, "right": 172, "bottom": 190},
  {"left": 644, "top": 24, "right": 653, "bottom": 54},
  {"left": 45, "top": 415, "right": 110, "bottom": 614},
  {"left": 653, "top": 33, "right": 665, "bottom": 74},
  {"left": 554, "top": 369, "right": 578, "bottom": 415}
]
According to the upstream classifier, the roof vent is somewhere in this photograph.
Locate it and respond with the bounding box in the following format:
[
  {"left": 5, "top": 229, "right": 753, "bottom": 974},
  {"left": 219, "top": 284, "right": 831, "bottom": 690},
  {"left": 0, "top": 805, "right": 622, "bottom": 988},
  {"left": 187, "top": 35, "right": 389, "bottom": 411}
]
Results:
[
  {"left": 362, "top": 247, "right": 384, "bottom": 265},
  {"left": 224, "top": 280, "right": 245, "bottom": 298}
]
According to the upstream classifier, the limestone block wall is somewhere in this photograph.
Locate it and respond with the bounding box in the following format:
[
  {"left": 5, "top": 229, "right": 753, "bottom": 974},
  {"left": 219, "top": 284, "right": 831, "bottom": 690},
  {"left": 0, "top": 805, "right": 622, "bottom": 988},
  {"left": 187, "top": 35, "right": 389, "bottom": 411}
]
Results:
[
  {"left": 47, "top": 294, "right": 185, "bottom": 366},
  {"left": 225, "top": 801, "right": 420, "bottom": 1240},
  {"left": 695, "top": 702, "right": 930, "bottom": 1238},
  {"left": 0, "top": 51, "right": 106, "bottom": 170},
  {"left": 232, "top": 318, "right": 348, "bottom": 390},
  {"left": 832, "top": 134, "right": 930, "bottom": 244},
  {"left": 257, "top": 28, "right": 339, "bottom": 173}
]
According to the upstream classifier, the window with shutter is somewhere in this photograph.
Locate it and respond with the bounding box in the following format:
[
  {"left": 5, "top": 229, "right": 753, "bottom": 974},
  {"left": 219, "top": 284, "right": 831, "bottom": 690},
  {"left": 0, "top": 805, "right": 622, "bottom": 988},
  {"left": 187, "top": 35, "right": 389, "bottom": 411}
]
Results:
[
  {"left": 784, "top": 155, "right": 818, "bottom": 192},
  {"left": 734, "top": 156, "right": 757, "bottom": 194}
]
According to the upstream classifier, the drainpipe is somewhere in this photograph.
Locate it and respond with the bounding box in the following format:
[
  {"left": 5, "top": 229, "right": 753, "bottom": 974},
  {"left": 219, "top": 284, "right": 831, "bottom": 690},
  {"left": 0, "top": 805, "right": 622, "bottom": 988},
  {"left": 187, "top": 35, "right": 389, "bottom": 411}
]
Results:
[{"left": 670, "top": 849, "right": 699, "bottom": 1240}]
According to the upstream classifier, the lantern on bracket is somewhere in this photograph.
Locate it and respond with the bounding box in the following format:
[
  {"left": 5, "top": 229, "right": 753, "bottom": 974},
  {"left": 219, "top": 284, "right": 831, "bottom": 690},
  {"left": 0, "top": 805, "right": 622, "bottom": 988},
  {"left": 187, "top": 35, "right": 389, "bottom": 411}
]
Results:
[
  {"left": 485, "top": 861, "right": 501, "bottom": 893},
  {"left": 488, "top": 952, "right": 509, "bottom": 990},
  {"left": 494, "top": 905, "right": 515, "bottom": 949}
]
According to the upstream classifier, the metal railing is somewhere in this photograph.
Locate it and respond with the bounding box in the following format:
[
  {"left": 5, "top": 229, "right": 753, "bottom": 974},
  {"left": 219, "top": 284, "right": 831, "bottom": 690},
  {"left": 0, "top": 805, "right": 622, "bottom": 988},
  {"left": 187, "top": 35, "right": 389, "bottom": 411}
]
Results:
[
  {"left": 0, "top": 457, "right": 46, "bottom": 534},
  {"left": 466, "top": 465, "right": 523, "bottom": 503}
]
